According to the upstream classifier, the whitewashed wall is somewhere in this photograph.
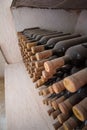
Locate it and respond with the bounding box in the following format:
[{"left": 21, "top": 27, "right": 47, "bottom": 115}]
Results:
[
  {"left": 12, "top": 8, "right": 78, "bottom": 33},
  {"left": 0, "top": 0, "right": 22, "bottom": 64},
  {"left": 0, "top": 0, "right": 22, "bottom": 76},
  {"left": 75, "top": 10, "right": 87, "bottom": 35}
]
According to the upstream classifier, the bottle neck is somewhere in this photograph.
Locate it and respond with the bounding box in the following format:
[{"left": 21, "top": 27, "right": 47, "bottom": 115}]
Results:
[
  {"left": 63, "top": 55, "right": 71, "bottom": 64},
  {"left": 52, "top": 47, "right": 64, "bottom": 56}
]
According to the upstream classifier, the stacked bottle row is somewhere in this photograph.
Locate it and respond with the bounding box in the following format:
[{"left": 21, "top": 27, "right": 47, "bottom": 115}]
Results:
[{"left": 18, "top": 27, "right": 87, "bottom": 130}]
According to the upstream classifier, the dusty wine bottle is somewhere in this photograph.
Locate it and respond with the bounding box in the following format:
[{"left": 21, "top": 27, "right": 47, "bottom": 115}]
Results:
[
  {"left": 26, "top": 32, "right": 63, "bottom": 49},
  {"left": 52, "top": 80, "right": 65, "bottom": 94},
  {"left": 35, "top": 55, "right": 57, "bottom": 68},
  {"left": 73, "top": 97, "right": 87, "bottom": 121},
  {"left": 32, "top": 31, "right": 60, "bottom": 41},
  {"left": 47, "top": 107, "right": 55, "bottom": 116},
  {"left": 44, "top": 43, "right": 87, "bottom": 73},
  {"left": 31, "top": 33, "right": 71, "bottom": 53},
  {"left": 31, "top": 30, "right": 60, "bottom": 39},
  {"left": 36, "top": 36, "right": 87, "bottom": 60},
  {"left": 23, "top": 29, "right": 47, "bottom": 39},
  {"left": 31, "top": 33, "right": 81, "bottom": 54},
  {"left": 63, "top": 68, "right": 87, "bottom": 92},
  {"left": 58, "top": 86, "right": 87, "bottom": 114},
  {"left": 51, "top": 109, "right": 61, "bottom": 119},
  {"left": 23, "top": 28, "right": 53, "bottom": 38},
  {"left": 57, "top": 113, "right": 71, "bottom": 124},
  {"left": 27, "top": 31, "right": 63, "bottom": 43},
  {"left": 63, "top": 115, "right": 82, "bottom": 130},
  {"left": 53, "top": 121, "right": 62, "bottom": 130},
  {"left": 51, "top": 91, "right": 73, "bottom": 110}
]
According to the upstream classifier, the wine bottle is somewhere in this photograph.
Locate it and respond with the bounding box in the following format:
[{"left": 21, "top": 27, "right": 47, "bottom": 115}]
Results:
[
  {"left": 48, "top": 95, "right": 59, "bottom": 106},
  {"left": 35, "top": 55, "right": 57, "bottom": 68},
  {"left": 25, "top": 31, "right": 62, "bottom": 43},
  {"left": 58, "top": 85, "right": 87, "bottom": 114},
  {"left": 36, "top": 36, "right": 87, "bottom": 61},
  {"left": 29, "top": 61, "right": 35, "bottom": 66},
  {"left": 52, "top": 95, "right": 66, "bottom": 110},
  {"left": 33, "top": 71, "right": 42, "bottom": 78},
  {"left": 36, "top": 70, "right": 63, "bottom": 88},
  {"left": 20, "top": 27, "right": 40, "bottom": 37},
  {"left": 31, "top": 33, "right": 72, "bottom": 54},
  {"left": 44, "top": 43, "right": 87, "bottom": 73},
  {"left": 32, "top": 76, "right": 40, "bottom": 82},
  {"left": 63, "top": 115, "right": 82, "bottom": 130},
  {"left": 34, "top": 32, "right": 68, "bottom": 45},
  {"left": 51, "top": 109, "right": 61, "bottom": 119},
  {"left": 41, "top": 87, "right": 52, "bottom": 96},
  {"left": 35, "top": 59, "right": 48, "bottom": 68},
  {"left": 27, "top": 51, "right": 33, "bottom": 57},
  {"left": 57, "top": 113, "right": 71, "bottom": 124},
  {"left": 34, "top": 66, "right": 44, "bottom": 73},
  {"left": 63, "top": 68, "right": 87, "bottom": 92},
  {"left": 21, "top": 31, "right": 59, "bottom": 48},
  {"left": 42, "top": 70, "right": 64, "bottom": 82},
  {"left": 47, "top": 108, "right": 55, "bottom": 116},
  {"left": 43, "top": 93, "right": 58, "bottom": 105},
  {"left": 42, "top": 65, "right": 73, "bottom": 93},
  {"left": 53, "top": 121, "right": 62, "bottom": 130},
  {"left": 26, "top": 32, "right": 68, "bottom": 49},
  {"left": 18, "top": 27, "right": 40, "bottom": 40},
  {"left": 52, "top": 80, "right": 65, "bottom": 94},
  {"left": 25, "top": 32, "right": 64, "bottom": 50},
  {"left": 29, "top": 30, "right": 58, "bottom": 39},
  {"left": 41, "top": 77, "right": 58, "bottom": 87},
  {"left": 42, "top": 64, "right": 72, "bottom": 80},
  {"left": 29, "top": 31, "right": 63, "bottom": 42},
  {"left": 31, "top": 33, "right": 81, "bottom": 54},
  {"left": 73, "top": 97, "right": 87, "bottom": 121},
  {"left": 43, "top": 91, "right": 66, "bottom": 105},
  {"left": 51, "top": 91, "right": 73, "bottom": 110},
  {"left": 30, "top": 55, "right": 37, "bottom": 61},
  {"left": 24, "top": 29, "right": 60, "bottom": 40},
  {"left": 22, "top": 29, "right": 46, "bottom": 39},
  {"left": 39, "top": 65, "right": 72, "bottom": 88},
  {"left": 23, "top": 29, "right": 53, "bottom": 38},
  {"left": 70, "top": 66, "right": 85, "bottom": 74},
  {"left": 42, "top": 77, "right": 62, "bottom": 96},
  {"left": 40, "top": 65, "right": 73, "bottom": 89}
]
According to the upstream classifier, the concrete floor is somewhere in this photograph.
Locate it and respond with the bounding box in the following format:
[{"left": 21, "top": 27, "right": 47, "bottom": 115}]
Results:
[{"left": 0, "top": 78, "right": 6, "bottom": 130}]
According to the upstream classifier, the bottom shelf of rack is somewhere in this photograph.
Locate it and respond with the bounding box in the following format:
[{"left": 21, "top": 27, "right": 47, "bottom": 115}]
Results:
[{"left": 5, "top": 62, "right": 55, "bottom": 130}]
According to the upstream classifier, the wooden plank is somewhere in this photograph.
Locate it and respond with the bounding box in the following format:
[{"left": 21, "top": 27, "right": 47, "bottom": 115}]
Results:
[
  {"left": 5, "top": 62, "right": 56, "bottom": 130},
  {"left": 12, "top": 0, "right": 87, "bottom": 9}
]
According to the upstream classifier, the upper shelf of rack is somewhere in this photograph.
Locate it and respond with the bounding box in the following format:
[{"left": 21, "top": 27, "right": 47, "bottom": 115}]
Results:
[{"left": 11, "top": 0, "right": 87, "bottom": 9}]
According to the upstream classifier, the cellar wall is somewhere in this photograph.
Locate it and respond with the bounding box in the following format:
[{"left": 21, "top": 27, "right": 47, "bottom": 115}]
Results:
[
  {"left": 12, "top": 8, "right": 78, "bottom": 33},
  {"left": 0, "top": 0, "right": 22, "bottom": 66},
  {"left": 0, "top": 0, "right": 22, "bottom": 77},
  {"left": 75, "top": 10, "right": 87, "bottom": 35}
]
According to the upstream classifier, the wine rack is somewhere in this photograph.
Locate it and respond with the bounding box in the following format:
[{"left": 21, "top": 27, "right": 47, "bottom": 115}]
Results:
[{"left": 18, "top": 27, "right": 87, "bottom": 130}]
